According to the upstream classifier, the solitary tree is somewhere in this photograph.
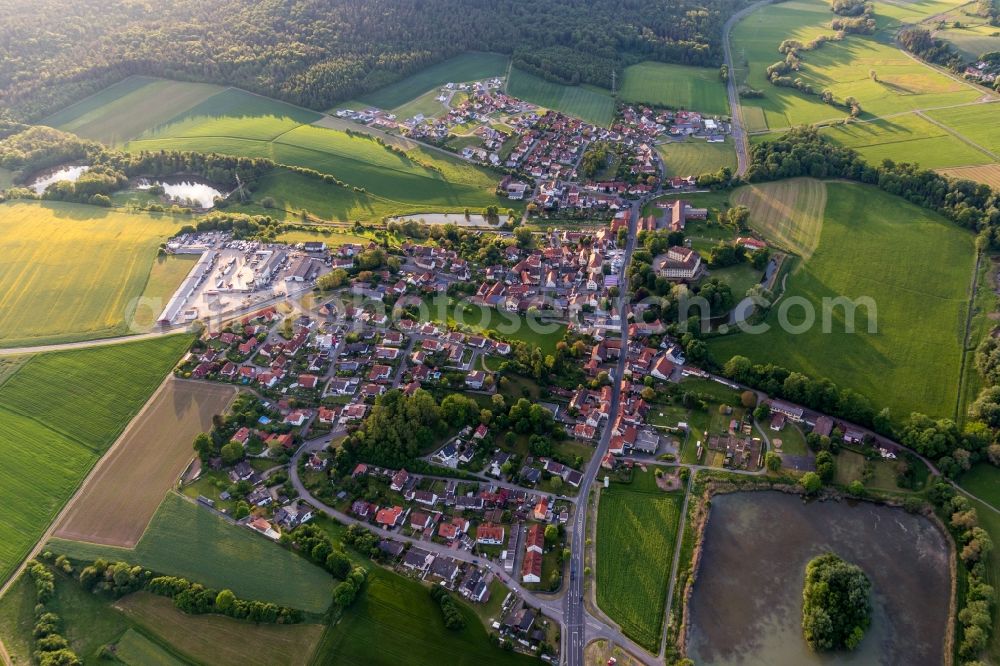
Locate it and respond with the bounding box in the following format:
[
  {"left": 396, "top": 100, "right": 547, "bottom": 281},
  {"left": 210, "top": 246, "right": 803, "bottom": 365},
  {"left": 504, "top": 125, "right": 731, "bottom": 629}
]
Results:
[
  {"left": 800, "top": 471, "right": 822, "bottom": 495},
  {"left": 765, "top": 451, "right": 782, "bottom": 472}
]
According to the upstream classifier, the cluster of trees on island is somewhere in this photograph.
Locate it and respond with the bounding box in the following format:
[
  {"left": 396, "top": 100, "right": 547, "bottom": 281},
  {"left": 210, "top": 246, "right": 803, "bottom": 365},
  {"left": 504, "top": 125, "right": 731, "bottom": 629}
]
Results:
[
  {"left": 1, "top": 0, "right": 742, "bottom": 121},
  {"left": 801, "top": 553, "right": 871, "bottom": 652}
]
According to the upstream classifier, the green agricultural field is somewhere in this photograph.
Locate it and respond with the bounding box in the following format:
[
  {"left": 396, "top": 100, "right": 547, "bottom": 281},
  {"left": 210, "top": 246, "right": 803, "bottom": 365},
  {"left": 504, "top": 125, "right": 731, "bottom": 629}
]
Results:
[
  {"left": 731, "top": 0, "right": 984, "bottom": 131},
  {"left": 596, "top": 470, "right": 684, "bottom": 651},
  {"left": 506, "top": 68, "right": 615, "bottom": 126},
  {"left": 619, "top": 62, "right": 730, "bottom": 116},
  {"left": 138, "top": 87, "right": 321, "bottom": 142},
  {"left": 0, "top": 335, "right": 191, "bottom": 451},
  {"left": 732, "top": 177, "right": 827, "bottom": 259},
  {"left": 137, "top": 255, "right": 198, "bottom": 323},
  {"left": 237, "top": 168, "right": 414, "bottom": 222},
  {"left": 314, "top": 567, "right": 536, "bottom": 666},
  {"left": 0, "top": 167, "right": 13, "bottom": 190},
  {"left": 116, "top": 592, "right": 325, "bottom": 666},
  {"left": 657, "top": 139, "right": 737, "bottom": 178},
  {"left": 115, "top": 628, "right": 188, "bottom": 666},
  {"left": 47, "top": 492, "right": 334, "bottom": 614},
  {"left": 0, "top": 335, "right": 190, "bottom": 585},
  {"left": 42, "top": 76, "right": 222, "bottom": 145},
  {"left": 820, "top": 113, "right": 994, "bottom": 169},
  {"left": 709, "top": 182, "right": 975, "bottom": 421},
  {"left": 127, "top": 107, "right": 507, "bottom": 217},
  {"left": 939, "top": 23, "right": 1000, "bottom": 61},
  {"left": 926, "top": 104, "right": 1000, "bottom": 160},
  {"left": 356, "top": 52, "right": 510, "bottom": 111},
  {"left": 0, "top": 568, "right": 323, "bottom": 666},
  {"left": 271, "top": 125, "right": 501, "bottom": 206},
  {"left": 0, "top": 201, "right": 186, "bottom": 348}
]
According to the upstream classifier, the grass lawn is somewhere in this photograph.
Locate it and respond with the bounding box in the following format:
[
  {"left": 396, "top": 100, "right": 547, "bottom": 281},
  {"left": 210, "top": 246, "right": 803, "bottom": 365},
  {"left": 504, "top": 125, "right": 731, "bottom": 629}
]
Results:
[
  {"left": 772, "top": 423, "right": 808, "bottom": 455},
  {"left": 313, "top": 567, "right": 537, "bottom": 666},
  {"left": 42, "top": 76, "right": 223, "bottom": 145},
  {"left": 833, "top": 449, "right": 902, "bottom": 491},
  {"left": 709, "top": 182, "right": 975, "bottom": 421},
  {"left": 506, "top": 68, "right": 615, "bottom": 126},
  {"left": 0, "top": 336, "right": 191, "bottom": 584},
  {"left": 679, "top": 378, "right": 744, "bottom": 405},
  {"left": 820, "top": 113, "right": 994, "bottom": 170},
  {"left": 619, "top": 62, "right": 730, "bottom": 116},
  {"left": 596, "top": 469, "right": 684, "bottom": 651},
  {"left": 731, "top": 0, "right": 984, "bottom": 131},
  {"left": 392, "top": 88, "right": 450, "bottom": 121},
  {"left": 708, "top": 262, "right": 763, "bottom": 299},
  {"left": 960, "top": 464, "right": 1000, "bottom": 510},
  {"left": 424, "top": 297, "right": 566, "bottom": 354},
  {"left": 47, "top": 492, "right": 334, "bottom": 614},
  {"left": 275, "top": 227, "right": 372, "bottom": 247},
  {"left": 657, "top": 139, "right": 737, "bottom": 178},
  {"left": 0, "top": 201, "right": 185, "bottom": 347},
  {"left": 731, "top": 178, "right": 827, "bottom": 259},
  {"left": 355, "top": 52, "right": 510, "bottom": 110}
]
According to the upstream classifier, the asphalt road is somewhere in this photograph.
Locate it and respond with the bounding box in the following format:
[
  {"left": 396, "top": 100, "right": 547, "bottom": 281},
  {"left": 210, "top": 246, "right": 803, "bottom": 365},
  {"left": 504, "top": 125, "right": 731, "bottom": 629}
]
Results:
[{"left": 563, "top": 196, "right": 642, "bottom": 666}]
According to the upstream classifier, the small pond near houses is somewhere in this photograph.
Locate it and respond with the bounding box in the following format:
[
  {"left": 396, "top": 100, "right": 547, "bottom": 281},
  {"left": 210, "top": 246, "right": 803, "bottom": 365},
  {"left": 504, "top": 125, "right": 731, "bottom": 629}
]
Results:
[{"left": 686, "top": 491, "right": 951, "bottom": 666}]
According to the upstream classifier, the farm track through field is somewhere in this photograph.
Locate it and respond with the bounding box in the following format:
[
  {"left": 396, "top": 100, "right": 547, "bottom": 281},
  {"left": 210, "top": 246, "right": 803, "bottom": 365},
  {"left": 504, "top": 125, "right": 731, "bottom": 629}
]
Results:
[
  {"left": 916, "top": 110, "right": 1000, "bottom": 161},
  {"left": 659, "top": 473, "right": 693, "bottom": 659},
  {"left": 955, "top": 251, "right": 984, "bottom": 420}
]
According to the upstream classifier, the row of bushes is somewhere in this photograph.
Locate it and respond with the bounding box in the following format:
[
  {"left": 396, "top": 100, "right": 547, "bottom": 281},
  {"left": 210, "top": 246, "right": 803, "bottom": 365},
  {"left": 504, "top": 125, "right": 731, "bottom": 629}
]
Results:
[
  {"left": 26, "top": 559, "right": 81, "bottom": 666},
  {"left": 929, "top": 484, "right": 996, "bottom": 663},
  {"left": 430, "top": 585, "right": 467, "bottom": 631},
  {"left": 76, "top": 557, "right": 302, "bottom": 624}
]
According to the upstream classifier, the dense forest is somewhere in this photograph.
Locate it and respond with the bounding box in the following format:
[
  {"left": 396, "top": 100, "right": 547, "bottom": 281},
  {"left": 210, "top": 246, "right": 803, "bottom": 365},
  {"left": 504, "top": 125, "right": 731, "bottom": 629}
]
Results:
[{"left": 0, "top": 0, "right": 741, "bottom": 121}]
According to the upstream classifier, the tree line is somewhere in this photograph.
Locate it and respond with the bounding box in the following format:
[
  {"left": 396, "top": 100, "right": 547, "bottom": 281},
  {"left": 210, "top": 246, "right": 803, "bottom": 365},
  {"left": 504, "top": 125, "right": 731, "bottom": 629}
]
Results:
[
  {"left": 746, "top": 128, "right": 1000, "bottom": 247},
  {"left": 1, "top": 0, "right": 742, "bottom": 122},
  {"left": 0, "top": 125, "right": 273, "bottom": 207}
]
